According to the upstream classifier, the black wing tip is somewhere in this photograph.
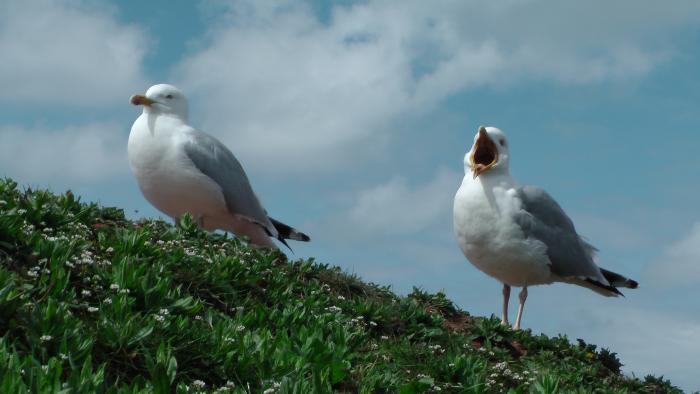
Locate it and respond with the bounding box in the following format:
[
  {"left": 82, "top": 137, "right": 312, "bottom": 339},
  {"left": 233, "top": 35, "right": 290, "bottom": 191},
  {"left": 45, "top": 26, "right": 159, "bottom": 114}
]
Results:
[
  {"left": 269, "top": 217, "right": 310, "bottom": 243},
  {"left": 277, "top": 236, "right": 294, "bottom": 253},
  {"left": 295, "top": 232, "right": 311, "bottom": 242},
  {"left": 600, "top": 268, "right": 638, "bottom": 289},
  {"left": 584, "top": 278, "right": 625, "bottom": 297}
]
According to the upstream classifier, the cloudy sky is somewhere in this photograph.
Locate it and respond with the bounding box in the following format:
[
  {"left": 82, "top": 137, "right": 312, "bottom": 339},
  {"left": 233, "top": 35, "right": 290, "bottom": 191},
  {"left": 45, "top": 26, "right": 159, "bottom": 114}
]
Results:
[{"left": 1, "top": 0, "right": 699, "bottom": 389}]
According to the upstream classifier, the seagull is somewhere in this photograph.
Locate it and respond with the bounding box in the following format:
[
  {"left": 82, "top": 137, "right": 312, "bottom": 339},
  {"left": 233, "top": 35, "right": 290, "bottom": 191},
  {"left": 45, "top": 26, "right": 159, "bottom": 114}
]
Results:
[
  {"left": 453, "top": 126, "right": 637, "bottom": 330},
  {"left": 128, "top": 83, "right": 310, "bottom": 250}
]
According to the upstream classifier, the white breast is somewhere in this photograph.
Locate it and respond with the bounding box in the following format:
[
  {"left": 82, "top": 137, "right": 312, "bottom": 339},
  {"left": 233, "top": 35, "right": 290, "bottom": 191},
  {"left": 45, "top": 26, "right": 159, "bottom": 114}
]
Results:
[
  {"left": 127, "top": 114, "right": 229, "bottom": 222},
  {"left": 453, "top": 174, "right": 552, "bottom": 287}
]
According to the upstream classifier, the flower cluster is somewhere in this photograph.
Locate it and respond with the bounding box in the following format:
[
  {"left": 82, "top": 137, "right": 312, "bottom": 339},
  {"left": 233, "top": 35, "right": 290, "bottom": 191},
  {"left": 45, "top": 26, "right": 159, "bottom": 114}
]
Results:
[
  {"left": 428, "top": 343, "right": 445, "bottom": 354},
  {"left": 262, "top": 381, "right": 281, "bottom": 394},
  {"left": 154, "top": 308, "right": 170, "bottom": 323},
  {"left": 485, "top": 361, "right": 536, "bottom": 388}
]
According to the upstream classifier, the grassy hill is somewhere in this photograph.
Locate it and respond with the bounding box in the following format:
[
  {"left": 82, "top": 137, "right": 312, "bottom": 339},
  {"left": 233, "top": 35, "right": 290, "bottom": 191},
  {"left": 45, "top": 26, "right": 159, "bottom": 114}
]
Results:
[{"left": 0, "top": 178, "right": 685, "bottom": 393}]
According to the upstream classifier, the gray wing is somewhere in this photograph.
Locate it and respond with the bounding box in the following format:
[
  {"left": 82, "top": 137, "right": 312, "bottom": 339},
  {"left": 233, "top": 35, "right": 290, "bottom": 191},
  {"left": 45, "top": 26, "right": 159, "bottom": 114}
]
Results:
[
  {"left": 513, "top": 186, "right": 607, "bottom": 284},
  {"left": 183, "top": 130, "right": 276, "bottom": 236}
]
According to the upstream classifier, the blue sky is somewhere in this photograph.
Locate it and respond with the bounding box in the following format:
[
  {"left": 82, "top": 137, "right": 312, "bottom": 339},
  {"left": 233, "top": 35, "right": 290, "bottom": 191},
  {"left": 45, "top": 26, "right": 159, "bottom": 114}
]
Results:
[{"left": 1, "top": 0, "right": 699, "bottom": 390}]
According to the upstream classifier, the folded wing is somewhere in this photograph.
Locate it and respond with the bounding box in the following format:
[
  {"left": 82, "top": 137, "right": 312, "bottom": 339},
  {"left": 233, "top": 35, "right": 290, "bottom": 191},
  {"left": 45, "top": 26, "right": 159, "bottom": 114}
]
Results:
[{"left": 183, "top": 130, "right": 277, "bottom": 238}]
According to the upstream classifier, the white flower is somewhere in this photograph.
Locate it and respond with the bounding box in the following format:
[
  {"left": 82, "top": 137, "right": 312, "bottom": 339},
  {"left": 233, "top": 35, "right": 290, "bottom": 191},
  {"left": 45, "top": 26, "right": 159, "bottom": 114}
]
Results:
[
  {"left": 154, "top": 315, "right": 165, "bottom": 322},
  {"left": 87, "top": 306, "right": 99, "bottom": 313},
  {"left": 192, "top": 380, "right": 206, "bottom": 388},
  {"left": 159, "top": 308, "right": 169, "bottom": 315},
  {"left": 104, "top": 298, "right": 112, "bottom": 304},
  {"left": 235, "top": 324, "right": 245, "bottom": 332},
  {"left": 369, "top": 321, "right": 377, "bottom": 327},
  {"left": 81, "top": 290, "right": 91, "bottom": 296},
  {"left": 381, "top": 335, "right": 389, "bottom": 340},
  {"left": 106, "top": 247, "right": 114, "bottom": 253},
  {"left": 337, "top": 295, "right": 345, "bottom": 300},
  {"left": 40, "top": 335, "right": 52, "bottom": 342},
  {"left": 110, "top": 283, "right": 120, "bottom": 290}
]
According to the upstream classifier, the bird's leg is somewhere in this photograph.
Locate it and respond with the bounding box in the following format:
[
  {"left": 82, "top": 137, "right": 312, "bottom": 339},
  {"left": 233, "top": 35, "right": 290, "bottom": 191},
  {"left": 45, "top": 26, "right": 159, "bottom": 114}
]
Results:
[
  {"left": 501, "top": 284, "right": 511, "bottom": 326},
  {"left": 514, "top": 287, "right": 528, "bottom": 330}
]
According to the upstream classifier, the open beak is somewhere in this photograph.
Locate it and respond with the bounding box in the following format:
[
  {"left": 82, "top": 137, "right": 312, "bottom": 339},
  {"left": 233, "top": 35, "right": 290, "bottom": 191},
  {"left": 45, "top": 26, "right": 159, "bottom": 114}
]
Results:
[
  {"left": 130, "top": 94, "right": 155, "bottom": 107},
  {"left": 470, "top": 126, "right": 499, "bottom": 178}
]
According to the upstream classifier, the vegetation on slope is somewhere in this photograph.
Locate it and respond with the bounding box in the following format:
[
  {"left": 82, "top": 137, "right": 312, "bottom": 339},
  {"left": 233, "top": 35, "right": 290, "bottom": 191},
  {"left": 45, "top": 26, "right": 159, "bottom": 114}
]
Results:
[{"left": 0, "top": 178, "right": 684, "bottom": 393}]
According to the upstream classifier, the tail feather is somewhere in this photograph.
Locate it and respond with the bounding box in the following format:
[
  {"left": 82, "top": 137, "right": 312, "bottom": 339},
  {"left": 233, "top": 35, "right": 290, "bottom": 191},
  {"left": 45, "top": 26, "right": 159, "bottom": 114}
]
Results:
[
  {"left": 568, "top": 267, "right": 638, "bottom": 297},
  {"left": 600, "top": 268, "right": 638, "bottom": 289},
  {"left": 269, "top": 217, "right": 310, "bottom": 242},
  {"left": 581, "top": 278, "right": 624, "bottom": 297}
]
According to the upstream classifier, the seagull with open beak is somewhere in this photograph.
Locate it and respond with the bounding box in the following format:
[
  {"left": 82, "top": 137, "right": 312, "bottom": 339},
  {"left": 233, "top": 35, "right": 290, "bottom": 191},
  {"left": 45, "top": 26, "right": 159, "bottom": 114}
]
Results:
[{"left": 453, "top": 126, "right": 637, "bottom": 330}]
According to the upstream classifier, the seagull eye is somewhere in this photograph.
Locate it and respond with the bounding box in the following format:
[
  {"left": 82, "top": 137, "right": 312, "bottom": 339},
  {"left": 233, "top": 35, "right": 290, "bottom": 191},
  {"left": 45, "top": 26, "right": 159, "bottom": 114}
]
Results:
[
  {"left": 165, "top": 94, "right": 173, "bottom": 99},
  {"left": 499, "top": 139, "right": 506, "bottom": 147}
]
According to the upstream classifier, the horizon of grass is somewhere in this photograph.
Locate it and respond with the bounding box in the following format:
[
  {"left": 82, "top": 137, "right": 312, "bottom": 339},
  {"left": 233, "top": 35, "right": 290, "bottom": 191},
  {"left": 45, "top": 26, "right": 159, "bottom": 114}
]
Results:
[{"left": 0, "top": 178, "right": 687, "bottom": 393}]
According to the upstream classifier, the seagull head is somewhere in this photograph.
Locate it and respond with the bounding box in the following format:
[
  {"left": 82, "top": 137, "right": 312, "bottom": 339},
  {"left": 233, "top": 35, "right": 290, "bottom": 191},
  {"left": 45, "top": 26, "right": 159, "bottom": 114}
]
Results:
[
  {"left": 467, "top": 126, "right": 510, "bottom": 178},
  {"left": 130, "top": 84, "right": 189, "bottom": 120}
]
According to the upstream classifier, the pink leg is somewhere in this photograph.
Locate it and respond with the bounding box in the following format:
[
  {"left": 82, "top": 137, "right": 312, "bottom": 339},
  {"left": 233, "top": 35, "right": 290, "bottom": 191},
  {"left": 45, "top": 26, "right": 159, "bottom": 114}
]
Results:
[
  {"left": 514, "top": 287, "right": 528, "bottom": 330},
  {"left": 501, "top": 284, "right": 511, "bottom": 325}
]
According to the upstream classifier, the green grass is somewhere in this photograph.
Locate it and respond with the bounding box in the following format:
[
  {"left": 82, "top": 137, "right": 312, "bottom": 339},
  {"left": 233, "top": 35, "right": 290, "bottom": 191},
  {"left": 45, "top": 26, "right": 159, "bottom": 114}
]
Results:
[{"left": 0, "top": 178, "right": 686, "bottom": 393}]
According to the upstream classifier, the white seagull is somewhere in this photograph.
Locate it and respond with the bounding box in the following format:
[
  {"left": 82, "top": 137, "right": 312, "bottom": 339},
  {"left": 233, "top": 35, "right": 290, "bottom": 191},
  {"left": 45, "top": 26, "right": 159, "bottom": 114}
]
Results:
[
  {"left": 128, "top": 84, "right": 310, "bottom": 249},
  {"left": 453, "top": 126, "right": 637, "bottom": 329}
]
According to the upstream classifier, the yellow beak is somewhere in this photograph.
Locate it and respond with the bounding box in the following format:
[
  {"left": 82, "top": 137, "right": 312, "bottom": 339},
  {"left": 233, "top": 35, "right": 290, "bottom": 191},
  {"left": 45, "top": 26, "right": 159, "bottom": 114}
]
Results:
[{"left": 130, "top": 94, "right": 155, "bottom": 107}]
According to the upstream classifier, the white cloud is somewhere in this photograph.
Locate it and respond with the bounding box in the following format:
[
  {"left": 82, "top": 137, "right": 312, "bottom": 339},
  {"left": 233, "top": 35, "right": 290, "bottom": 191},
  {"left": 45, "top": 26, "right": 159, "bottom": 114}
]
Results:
[
  {"left": 0, "top": 1, "right": 147, "bottom": 107},
  {"left": 0, "top": 123, "right": 128, "bottom": 185},
  {"left": 317, "top": 168, "right": 460, "bottom": 240},
  {"left": 646, "top": 222, "right": 700, "bottom": 286},
  {"left": 174, "top": 0, "right": 700, "bottom": 174}
]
